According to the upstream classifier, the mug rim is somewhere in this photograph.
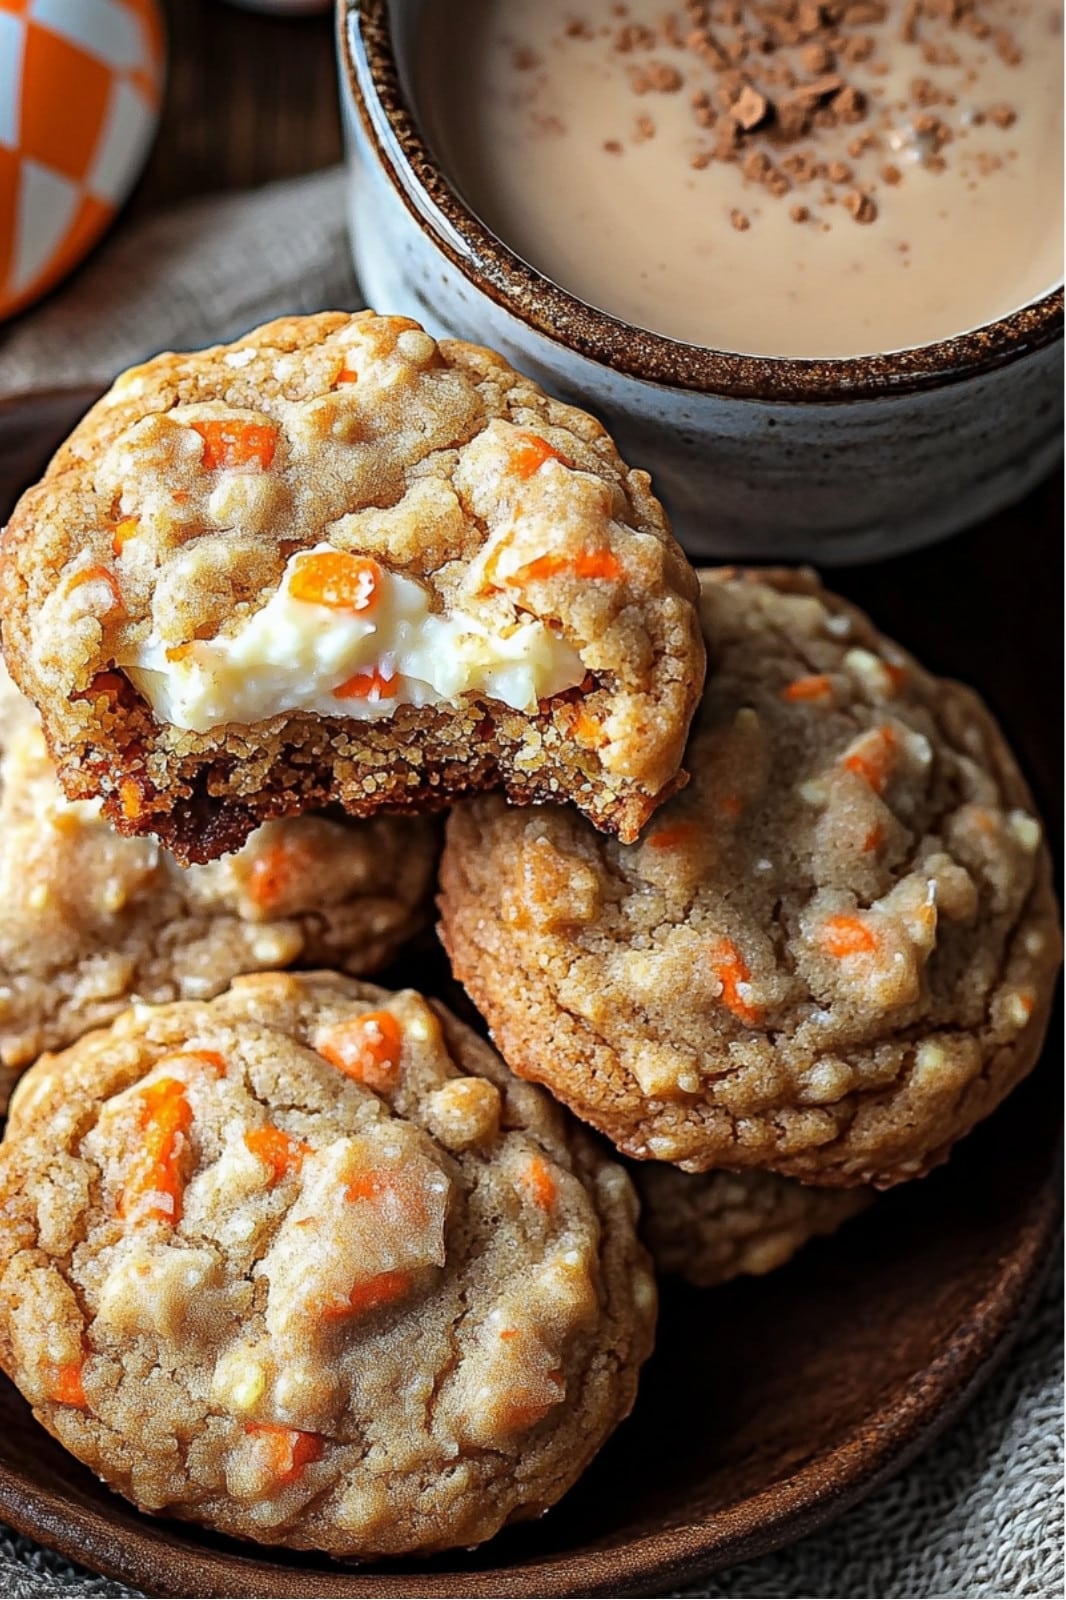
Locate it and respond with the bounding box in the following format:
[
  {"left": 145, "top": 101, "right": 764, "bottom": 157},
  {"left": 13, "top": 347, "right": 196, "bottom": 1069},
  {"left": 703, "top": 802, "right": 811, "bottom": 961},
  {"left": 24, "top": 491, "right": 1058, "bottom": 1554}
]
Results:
[{"left": 338, "top": 0, "right": 1065, "bottom": 403}]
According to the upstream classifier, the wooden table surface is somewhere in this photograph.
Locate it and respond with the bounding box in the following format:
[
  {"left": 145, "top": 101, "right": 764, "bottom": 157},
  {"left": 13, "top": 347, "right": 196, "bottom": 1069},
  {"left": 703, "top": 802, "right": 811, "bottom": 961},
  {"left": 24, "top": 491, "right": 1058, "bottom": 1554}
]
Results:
[{"left": 140, "top": 1, "right": 341, "bottom": 208}]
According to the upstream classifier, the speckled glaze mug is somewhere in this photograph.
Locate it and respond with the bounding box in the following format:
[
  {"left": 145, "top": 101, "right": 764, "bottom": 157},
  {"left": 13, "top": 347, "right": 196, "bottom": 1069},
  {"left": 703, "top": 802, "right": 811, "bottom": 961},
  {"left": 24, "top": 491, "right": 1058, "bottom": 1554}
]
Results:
[{"left": 337, "top": 0, "right": 1064, "bottom": 563}]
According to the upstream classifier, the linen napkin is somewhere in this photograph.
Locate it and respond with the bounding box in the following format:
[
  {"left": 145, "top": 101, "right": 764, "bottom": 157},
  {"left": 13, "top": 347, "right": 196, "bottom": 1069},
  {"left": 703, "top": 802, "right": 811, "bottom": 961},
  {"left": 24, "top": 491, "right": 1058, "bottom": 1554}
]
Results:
[{"left": 0, "top": 165, "right": 1061, "bottom": 1600}]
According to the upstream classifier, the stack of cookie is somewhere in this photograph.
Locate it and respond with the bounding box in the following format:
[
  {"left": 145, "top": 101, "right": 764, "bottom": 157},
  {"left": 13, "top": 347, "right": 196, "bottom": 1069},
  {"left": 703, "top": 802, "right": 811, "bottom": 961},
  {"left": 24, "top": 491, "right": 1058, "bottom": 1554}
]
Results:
[{"left": 0, "top": 313, "right": 1057, "bottom": 1560}]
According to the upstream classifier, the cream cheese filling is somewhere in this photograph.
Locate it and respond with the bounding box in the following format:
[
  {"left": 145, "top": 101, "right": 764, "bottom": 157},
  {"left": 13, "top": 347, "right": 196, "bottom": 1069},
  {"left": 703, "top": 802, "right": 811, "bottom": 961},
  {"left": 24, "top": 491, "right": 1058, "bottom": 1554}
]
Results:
[{"left": 121, "top": 544, "right": 585, "bottom": 734}]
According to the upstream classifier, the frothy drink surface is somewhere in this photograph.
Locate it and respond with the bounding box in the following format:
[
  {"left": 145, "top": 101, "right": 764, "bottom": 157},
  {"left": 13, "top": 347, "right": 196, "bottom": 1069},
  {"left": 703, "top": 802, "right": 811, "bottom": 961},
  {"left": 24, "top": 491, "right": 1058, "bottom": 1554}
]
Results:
[{"left": 416, "top": 1, "right": 1063, "bottom": 358}]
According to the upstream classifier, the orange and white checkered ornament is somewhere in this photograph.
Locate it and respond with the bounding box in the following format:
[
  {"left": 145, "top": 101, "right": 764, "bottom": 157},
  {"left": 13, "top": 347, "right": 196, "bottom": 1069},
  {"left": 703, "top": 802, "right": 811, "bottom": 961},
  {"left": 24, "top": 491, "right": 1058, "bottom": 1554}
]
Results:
[{"left": 0, "top": 0, "right": 164, "bottom": 320}]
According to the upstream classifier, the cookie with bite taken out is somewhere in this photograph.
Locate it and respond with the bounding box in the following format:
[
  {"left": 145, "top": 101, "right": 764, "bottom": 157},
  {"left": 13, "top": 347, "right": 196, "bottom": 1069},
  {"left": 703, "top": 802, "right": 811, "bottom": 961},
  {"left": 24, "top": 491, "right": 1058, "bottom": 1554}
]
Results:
[{"left": 0, "top": 311, "right": 704, "bottom": 864}]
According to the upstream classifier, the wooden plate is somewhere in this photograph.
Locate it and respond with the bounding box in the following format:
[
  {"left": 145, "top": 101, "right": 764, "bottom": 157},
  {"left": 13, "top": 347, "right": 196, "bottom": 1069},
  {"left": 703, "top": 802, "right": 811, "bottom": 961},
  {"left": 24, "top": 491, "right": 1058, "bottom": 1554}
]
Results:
[{"left": 0, "top": 395, "right": 1060, "bottom": 1597}]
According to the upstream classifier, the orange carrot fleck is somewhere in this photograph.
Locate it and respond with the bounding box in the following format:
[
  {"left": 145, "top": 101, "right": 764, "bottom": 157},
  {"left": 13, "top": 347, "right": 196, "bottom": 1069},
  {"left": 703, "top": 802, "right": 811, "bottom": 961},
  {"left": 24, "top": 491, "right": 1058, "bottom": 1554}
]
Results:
[
  {"left": 708, "top": 939, "right": 761, "bottom": 1025},
  {"left": 820, "top": 915, "right": 878, "bottom": 958},
  {"left": 334, "top": 367, "right": 359, "bottom": 385},
  {"left": 45, "top": 1360, "right": 87, "bottom": 1409},
  {"left": 862, "top": 823, "right": 885, "bottom": 853},
  {"left": 521, "top": 1155, "right": 558, "bottom": 1212},
  {"left": 117, "top": 1077, "right": 192, "bottom": 1225},
  {"left": 883, "top": 662, "right": 908, "bottom": 694},
  {"left": 510, "top": 431, "right": 572, "bottom": 479},
  {"left": 1016, "top": 990, "right": 1034, "bottom": 1016},
  {"left": 509, "top": 547, "right": 623, "bottom": 585},
  {"left": 316, "top": 1010, "right": 404, "bottom": 1092},
  {"left": 67, "top": 566, "right": 122, "bottom": 612},
  {"left": 244, "top": 836, "right": 317, "bottom": 911},
  {"left": 345, "top": 1170, "right": 387, "bottom": 1205},
  {"left": 842, "top": 726, "right": 898, "bottom": 793},
  {"left": 288, "top": 550, "right": 381, "bottom": 612},
  {"left": 159, "top": 1049, "right": 227, "bottom": 1076},
  {"left": 110, "top": 516, "right": 139, "bottom": 556},
  {"left": 568, "top": 707, "right": 605, "bottom": 748},
  {"left": 165, "top": 642, "right": 196, "bottom": 663},
  {"left": 332, "top": 665, "right": 396, "bottom": 702},
  {"left": 647, "top": 821, "right": 699, "bottom": 850},
  {"left": 245, "top": 1423, "right": 323, "bottom": 1485},
  {"left": 501, "top": 1369, "right": 565, "bottom": 1432},
  {"left": 782, "top": 673, "right": 832, "bottom": 703},
  {"left": 192, "top": 419, "right": 278, "bottom": 471},
  {"left": 244, "top": 1125, "right": 308, "bottom": 1185},
  {"left": 321, "top": 1269, "right": 415, "bottom": 1322},
  {"left": 716, "top": 792, "right": 744, "bottom": 819},
  {"left": 118, "top": 777, "right": 146, "bottom": 820}
]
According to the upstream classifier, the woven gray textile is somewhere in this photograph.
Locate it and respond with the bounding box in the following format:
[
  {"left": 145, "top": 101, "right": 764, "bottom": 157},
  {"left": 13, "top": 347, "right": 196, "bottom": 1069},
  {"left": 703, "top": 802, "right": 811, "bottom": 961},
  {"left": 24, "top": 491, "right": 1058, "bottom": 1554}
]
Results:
[{"left": 0, "top": 167, "right": 1062, "bottom": 1600}]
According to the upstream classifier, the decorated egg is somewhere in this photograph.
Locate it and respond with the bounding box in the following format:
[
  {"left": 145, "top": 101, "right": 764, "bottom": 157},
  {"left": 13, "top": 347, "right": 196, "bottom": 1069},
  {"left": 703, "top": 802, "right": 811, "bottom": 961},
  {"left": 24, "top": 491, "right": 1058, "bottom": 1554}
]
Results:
[{"left": 0, "top": 0, "right": 164, "bottom": 321}]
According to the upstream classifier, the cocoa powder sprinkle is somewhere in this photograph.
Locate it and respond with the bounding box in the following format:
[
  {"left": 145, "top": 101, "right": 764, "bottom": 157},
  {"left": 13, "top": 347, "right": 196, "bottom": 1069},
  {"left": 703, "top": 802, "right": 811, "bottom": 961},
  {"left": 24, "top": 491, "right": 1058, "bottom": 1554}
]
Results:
[{"left": 520, "top": 0, "right": 1028, "bottom": 233}]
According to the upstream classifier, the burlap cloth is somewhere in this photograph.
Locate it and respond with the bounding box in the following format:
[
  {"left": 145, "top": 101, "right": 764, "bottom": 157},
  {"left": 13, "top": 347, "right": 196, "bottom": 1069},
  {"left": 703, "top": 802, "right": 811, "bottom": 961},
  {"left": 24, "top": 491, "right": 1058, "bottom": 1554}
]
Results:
[{"left": 0, "top": 168, "right": 1061, "bottom": 1600}]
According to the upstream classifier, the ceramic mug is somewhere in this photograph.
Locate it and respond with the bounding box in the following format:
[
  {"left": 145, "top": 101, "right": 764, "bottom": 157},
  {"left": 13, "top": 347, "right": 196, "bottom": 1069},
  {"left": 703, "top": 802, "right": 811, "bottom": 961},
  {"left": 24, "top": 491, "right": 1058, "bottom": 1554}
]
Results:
[{"left": 337, "top": 0, "right": 1064, "bottom": 563}]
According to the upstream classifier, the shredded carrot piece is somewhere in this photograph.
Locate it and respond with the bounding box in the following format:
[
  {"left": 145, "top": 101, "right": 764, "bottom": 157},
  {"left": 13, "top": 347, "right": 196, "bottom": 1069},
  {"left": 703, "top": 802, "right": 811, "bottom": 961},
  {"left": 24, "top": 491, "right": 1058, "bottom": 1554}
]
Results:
[
  {"left": 288, "top": 550, "right": 381, "bottom": 612},
  {"left": 245, "top": 1423, "right": 323, "bottom": 1484},
  {"left": 110, "top": 516, "right": 139, "bottom": 556},
  {"left": 243, "top": 836, "right": 318, "bottom": 911},
  {"left": 502, "top": 1398, "right": 556, "bottom": 1431},
  {"left": 67, "top": 566, "right": 122, "bottom": 611},
  {"left": 332, "top": 665, "right": 396, "bottom": 702},
  {"left": 192, "top": 419, "right": 278, "bottom": 471},
  {"left": 499, "top": 1328, "right": 520, "bottom": 1342},
  {"left": 118, "top": 777, "right": 146, "bottom": 820},
  {"left": 321, "top": 1269, "right": 415, "bottom": 1323},
  {"left": 501, "top": 1369, "right": 565, "bottom": 1432},
  {"left": 1016, "top": 990, "right": 1034, "bottom": 1016},
  {"left": 647, "top": 821, "right": 699, "bottom": 850},
  {"left": 165, "top": 642, "right": 196, "bottom": 663},
  {"left": 842, "top": 726, "right": 898, "bottom": 793},
  {"left": 708, "top": 939, "right": 761, "bottom": 1025},
  {"left": 159, "top": 1049, "right": 227, "bottom": 1076},
  {"left": 843, "top": 727, "right": 898, "bottom": 789},
  {"left": 244, "top": 1125, "right": 308, "bottom": 1185},
  {"left": 510, "top": 431, "right": 571, "bottom": 479},
  {"left": 883, "top": 662, "right": 908, "bottom": 694},
  {"left": 862, "top": 823, "right": 885, "bottom": 853},
  {"left": 316, "top": 1010, "right": 404, "bottom": 1092},
  {"left": 820, "top": 915, "right": 878, "bottom": 958},
  {"left": 568, "top": 707, "right": 605, "bottom": 748},
  {"left": 782, "top": 673, "right": 832, "bottom": 703},
  {"left": 45, "top": 1360, "right": 87, "bottom": 1409},
  {"left": 521, "top": 1155, "right": 558, "bottom": 1212},
  {"left": 346, "top": 1170, "right": 400, "bottom": 1205},
  {"left": 334, "top": 366, "right": 359, "bottom": 385},
  {"left": 117, "top": 1077, "right": 192, "bottom": 1225},
  {"left": 509, "top": 547, "right": 623, "bottom": 585}
]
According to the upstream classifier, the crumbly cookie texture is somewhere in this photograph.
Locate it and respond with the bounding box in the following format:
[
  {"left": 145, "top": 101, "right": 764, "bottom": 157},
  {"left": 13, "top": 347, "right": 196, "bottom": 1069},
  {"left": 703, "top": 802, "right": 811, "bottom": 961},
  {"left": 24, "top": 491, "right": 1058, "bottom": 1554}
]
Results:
[
  {"left": 0, "top": 666, "right": 436, "bottom": 1109},
  {"left": 0, "top": 311, "right": 703, "bottom": 864},
  {"left": 0, "top": 972, "right": 655, "bottom": 1557},
  {"left": 635, "top": 1165, "right": 871, "bottom": 1288},
  {"left": 439, "top": 569, "right": 1061, "bottom": 1187}
]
